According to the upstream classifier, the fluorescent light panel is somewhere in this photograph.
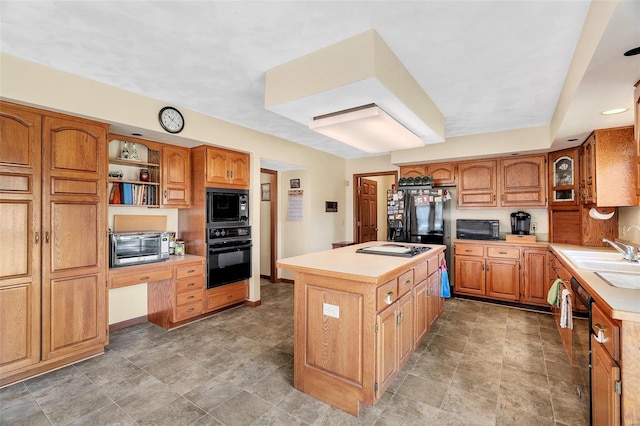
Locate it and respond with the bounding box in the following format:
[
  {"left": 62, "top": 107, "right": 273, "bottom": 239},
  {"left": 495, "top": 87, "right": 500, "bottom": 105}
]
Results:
[{"left": 309, "top": 104, "right": 424, "bottom": 153}]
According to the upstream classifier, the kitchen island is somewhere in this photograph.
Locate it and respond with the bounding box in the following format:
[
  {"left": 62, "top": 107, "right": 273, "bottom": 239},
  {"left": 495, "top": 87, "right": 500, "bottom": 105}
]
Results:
[{"left": 277, "top": 242, "right": 446, "bottom": 416}]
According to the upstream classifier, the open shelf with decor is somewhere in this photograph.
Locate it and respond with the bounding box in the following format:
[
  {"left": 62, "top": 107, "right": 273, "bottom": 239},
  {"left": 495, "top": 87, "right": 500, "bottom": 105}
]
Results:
[{"left": 108, "top": 137, "right": 161, "bottom": 207}]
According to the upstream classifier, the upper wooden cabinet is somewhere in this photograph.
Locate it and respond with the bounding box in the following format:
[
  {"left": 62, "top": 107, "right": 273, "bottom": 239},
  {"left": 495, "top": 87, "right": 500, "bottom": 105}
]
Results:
[
  {"left": 634, "top": 80, "right": 640, "bottom": 198},
  {"left": 399, "top": 163, "right": 456, "bottom": 186},
  {"left": 457, "top": 160, "right": 498, "bottom": 207},
  {"left": 499, "top": 155, "right": 547, "bottom": 207},
  {"left": 162, "top": 145, "right": 191, "bottom": 208},
  {"left": 580, "top": 126, "right": 636, "bottom": 207},
  {"left": 548, "top": 148, "right": 579, "bottom": 206},
  {"left": 204, "top": 146, "right": 250, "bottom": 189}
]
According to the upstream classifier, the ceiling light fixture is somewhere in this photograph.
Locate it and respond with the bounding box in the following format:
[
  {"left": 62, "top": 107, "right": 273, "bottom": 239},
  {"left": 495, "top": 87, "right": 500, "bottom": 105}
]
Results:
[
  {"left": 623, "top": 46, "right": 640, "bottom": 56},
  {"left": 309, "top": 104, "right": 424, "bottom": 153},
  {"left": 600, "top": 108, "right": 628, "bottom": 115}
]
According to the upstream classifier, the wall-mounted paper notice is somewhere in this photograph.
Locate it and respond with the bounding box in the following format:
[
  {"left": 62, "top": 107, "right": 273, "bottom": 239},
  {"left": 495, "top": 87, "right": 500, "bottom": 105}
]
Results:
[{"left": 287, "top": 190, "right": 304, "bottom": 221}]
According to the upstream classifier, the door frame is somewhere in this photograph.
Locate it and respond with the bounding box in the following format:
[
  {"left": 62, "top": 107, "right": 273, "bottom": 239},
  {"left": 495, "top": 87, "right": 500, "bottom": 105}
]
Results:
[
  {"left": 261, "top": 168, "right": 278, "bottom": 282},
  {"left": 353, "top": 171, "right": 398, "bottom": 243}
]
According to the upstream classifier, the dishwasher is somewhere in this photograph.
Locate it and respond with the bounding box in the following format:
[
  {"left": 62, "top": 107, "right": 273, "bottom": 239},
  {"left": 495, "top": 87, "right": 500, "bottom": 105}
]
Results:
[{"left": 570, "top": 277, "right": 593, "bottom": 423}]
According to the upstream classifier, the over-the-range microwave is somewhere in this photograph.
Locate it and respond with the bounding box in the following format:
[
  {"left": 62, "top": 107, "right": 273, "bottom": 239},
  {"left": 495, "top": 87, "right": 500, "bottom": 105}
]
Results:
[{"left": 456, "top": 219, "right": 500, "bottom": 240}]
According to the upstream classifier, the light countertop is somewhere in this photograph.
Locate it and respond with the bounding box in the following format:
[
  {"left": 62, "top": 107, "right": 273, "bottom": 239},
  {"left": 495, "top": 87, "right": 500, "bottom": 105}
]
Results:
[
  {"left": 277, "top": 242, "right": 445, "bottom": 284},
  {"left": 549, "top": 243, "right": 640, "bottom": 322}
]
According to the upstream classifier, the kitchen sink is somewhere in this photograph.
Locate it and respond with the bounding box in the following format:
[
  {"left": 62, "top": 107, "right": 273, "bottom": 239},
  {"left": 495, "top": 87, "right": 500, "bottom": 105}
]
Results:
[
  {"left": 595, "top": 272, "right": 640, "bottom": 290},
  {"left": 560, "top": 249, "right": 640, "bottom": 274}
]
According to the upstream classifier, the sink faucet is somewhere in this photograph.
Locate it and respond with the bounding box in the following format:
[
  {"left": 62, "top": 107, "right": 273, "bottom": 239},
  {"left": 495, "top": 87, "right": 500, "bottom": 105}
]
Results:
[{"left": 602, "top": 238, "right": 638, "bottom": 262}]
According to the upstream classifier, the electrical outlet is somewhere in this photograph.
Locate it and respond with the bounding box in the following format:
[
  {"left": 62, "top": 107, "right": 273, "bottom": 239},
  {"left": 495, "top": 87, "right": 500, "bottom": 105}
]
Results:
[{"left": 531, "top": 222, "right": 537, "bottom": 234}]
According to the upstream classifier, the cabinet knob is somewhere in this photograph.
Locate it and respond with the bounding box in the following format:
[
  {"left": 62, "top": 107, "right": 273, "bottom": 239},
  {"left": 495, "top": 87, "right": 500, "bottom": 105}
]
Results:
[
  {"left": 385, "top": 291, "right": 394, "bottom": 305},
  {"left": 35, "top": 232, "right": 40, "bottom": 244},
  {"left": 226, "top": 295, "right": 233, "bottom": 299},
  {"left": 404, "top": 279, "right": 411, "bottom": 286},
  {"left": 45, "top": 232, "right": 50, "bottom": 244}
]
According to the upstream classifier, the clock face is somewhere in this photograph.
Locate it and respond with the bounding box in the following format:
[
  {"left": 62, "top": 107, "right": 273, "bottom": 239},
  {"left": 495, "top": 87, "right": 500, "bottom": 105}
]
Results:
[{"left": 159, "top": 107, "right": 184, "bottom": 133}]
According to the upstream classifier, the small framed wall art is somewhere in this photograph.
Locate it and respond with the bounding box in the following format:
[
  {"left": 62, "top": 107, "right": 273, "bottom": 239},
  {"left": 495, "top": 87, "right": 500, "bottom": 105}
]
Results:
[
  {"left": 325, "top": 201, "right": 338, "bottom": 212},
  {"left": 261, "top": 183, "right": 271, "bottom": 201},
  {"left": 290, "top": 178, "right": 300, "bottom": 189}
]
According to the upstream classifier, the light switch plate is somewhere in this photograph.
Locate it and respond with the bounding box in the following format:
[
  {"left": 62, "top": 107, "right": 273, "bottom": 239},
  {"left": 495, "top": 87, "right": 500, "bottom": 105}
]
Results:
[{"left": 323, "top": 302, "right": 340, "bottom": 319}]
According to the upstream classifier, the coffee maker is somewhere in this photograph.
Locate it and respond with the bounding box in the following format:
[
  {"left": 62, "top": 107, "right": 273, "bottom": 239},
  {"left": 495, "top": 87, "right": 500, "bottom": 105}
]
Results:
[{"left": 510, "top": 211, "right": 531, "bottom": 235}]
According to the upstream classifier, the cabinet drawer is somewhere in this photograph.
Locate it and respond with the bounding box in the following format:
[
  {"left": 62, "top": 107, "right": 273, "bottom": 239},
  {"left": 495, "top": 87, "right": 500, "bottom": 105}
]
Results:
[
  {"left": 397, "top": 270, "right": 414, "bottom": 297},
  {"left": 454, "top": 244, "right": 484, "bottom": 257},
  {"left": 377, "top": 279, "right": 398, "bottom": 311},
  {"left": 176, "top": 263, "right": 204, "bottom": 279},
  {"left": 176, "top": 288, "right": 204, "bottom": 306},
  {"left": 206, "top": 282, "right": 248, "bottom": 311},
  {"left": 592, "top": 303, "right": 620, "bottom": 361},
  {"left": 174, "top": 300, "right": 204, "bottom": 322},
  {"left": 487, "top": 247, "right": 520, "bottom": 259},
  {"left": 175, "top": 275, "right": 205, "bottom": 294},
  {"left": 110, "top": 268, "right": 172, "bottom": 289},
  {"left": 414, "top": 261, "right": 428, "bottom": 284}
]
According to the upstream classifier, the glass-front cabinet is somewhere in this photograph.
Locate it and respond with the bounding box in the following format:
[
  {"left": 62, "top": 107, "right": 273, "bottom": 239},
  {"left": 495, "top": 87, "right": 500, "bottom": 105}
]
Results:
[{"left": 548, "top": 147, "right": 579, "bottom": 206}]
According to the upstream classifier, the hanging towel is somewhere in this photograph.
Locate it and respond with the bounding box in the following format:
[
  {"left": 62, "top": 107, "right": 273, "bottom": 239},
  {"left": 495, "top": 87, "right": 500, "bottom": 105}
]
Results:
[
  {"left": 440, "top": 258, "right": 451, "bottom": 298},
  {"left": 547, "top": 278, "right": 563, "bottom": 306},
  {"left": 560, "top": 288, "right": 573, "bottom": 329}
]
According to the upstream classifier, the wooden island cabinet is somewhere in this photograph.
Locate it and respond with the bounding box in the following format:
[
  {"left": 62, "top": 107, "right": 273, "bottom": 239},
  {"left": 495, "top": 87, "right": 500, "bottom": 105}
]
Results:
[{"left": 278, "top": 243, "right": 445, "bottom": 416}]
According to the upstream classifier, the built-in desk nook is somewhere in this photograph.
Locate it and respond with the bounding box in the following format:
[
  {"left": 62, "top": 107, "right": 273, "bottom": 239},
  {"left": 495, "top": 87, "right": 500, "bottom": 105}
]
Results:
[{"left": 278, "top": 242, "right": 446, "bottom": 416}]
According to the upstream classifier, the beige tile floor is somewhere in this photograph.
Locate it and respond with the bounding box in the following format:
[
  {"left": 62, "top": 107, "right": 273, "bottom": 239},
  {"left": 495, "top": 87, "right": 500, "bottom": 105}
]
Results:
[{"left": 0, "top": 279, "right": 589, "bottom": 425}]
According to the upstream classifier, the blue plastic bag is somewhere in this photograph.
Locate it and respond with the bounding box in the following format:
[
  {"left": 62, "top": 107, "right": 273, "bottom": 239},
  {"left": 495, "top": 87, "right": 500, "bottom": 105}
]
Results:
[{"left": 440, "top": 263, "right": 451, "bottom": 298}]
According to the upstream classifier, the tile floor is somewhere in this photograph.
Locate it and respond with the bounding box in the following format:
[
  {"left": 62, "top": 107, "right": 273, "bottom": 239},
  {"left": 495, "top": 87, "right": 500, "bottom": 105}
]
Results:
[{"left": 1, "top": 279, "right": 590, "bottom": 425}]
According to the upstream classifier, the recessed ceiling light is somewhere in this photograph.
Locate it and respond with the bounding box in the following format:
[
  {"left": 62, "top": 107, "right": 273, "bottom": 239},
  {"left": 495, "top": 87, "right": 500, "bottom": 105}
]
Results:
[
  {"left": 511, "top": 152, "right": 520, "bottom": 156},
  {"left": 132, "top": 132, "right": 143, "bottom": 136},
  {"left": 623, "top": 46, "right": 640, "bottom": 56},
  {"left": 600, "top": 108, "right": 628, "bottom": 115},
  {"left": 567, "top": 138, "right": 578, "bottom": 142}
]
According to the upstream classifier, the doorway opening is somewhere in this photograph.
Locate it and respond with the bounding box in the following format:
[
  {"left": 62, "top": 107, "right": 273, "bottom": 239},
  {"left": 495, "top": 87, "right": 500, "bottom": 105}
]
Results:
[
  {"left": 260, "top": 168, "right": 277, "bottom": 283},
  {"left": 353, "top": 171, "right": 398, "bottom": 243}
]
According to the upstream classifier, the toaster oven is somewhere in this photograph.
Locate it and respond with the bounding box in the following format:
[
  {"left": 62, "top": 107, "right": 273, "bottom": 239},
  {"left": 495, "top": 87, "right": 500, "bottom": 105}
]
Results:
[{"left": 109, "top": 231, "right": 170, "bottom": 267}]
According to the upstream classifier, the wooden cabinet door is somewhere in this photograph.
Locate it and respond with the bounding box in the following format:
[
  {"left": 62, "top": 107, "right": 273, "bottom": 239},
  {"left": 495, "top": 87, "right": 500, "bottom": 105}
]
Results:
[
  {"left": 0, "top": 103, "right": 42, "bottom": 375},
  {"left": 399, "top": 165, "right": 427, "bottom": 178},
  {"left": 591, "top": 335, "right": 621, "bottom": 426},
  {"left": 426, "top": 271, "right": 440, "bottom": 330},
  {"left": 426, "top": 163, "right": 456, "bottom": 186},
  {"left": 522, "top": 249, "right": 550, "bottom": 306},
  {"left": 591, "top": 127, "right": 636, "bottom": 207},
  {"left": 457, "top": 160, "right": 497, "bottom": 207},
  {"left": 41, "top": 115, "right": 107, "bottom": 361},
  {"left": 205, "top": 148, "right": 229, "bottom": 186},
  {"left": 397, "top": 292, "right": 413, "bottom": 369},
  {"left": 635, "top": 81, "right": 640, "bottom": 197},
  {"left": 500, "top": 155, "right": 547, "bottom": 207},
  {"left": 413, "top": 279, "right": 428, "bottom": 349},
  {"left": 162, "top": 145, "right": 190, "bottom": 207},
  {"left": 581, "top": 135, "right": 596, "bottom": 204},
  {"left": 228, "top": 151, "right": 250, "bottom": 188},
  {"left": 376, "top": 304, "right": 398, "bottom": 397},
  {"left": 454, "top": 256, "right": 485, "bottom": 295},
  {"left": 548, "top": 148, "right": 579, "bottom": 206},
  {"left": 485, "top": 259, "right": 519, "bottom": 302}
]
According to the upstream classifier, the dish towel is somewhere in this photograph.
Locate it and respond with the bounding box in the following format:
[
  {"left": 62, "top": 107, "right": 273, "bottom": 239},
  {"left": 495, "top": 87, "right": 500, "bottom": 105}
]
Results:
[
  {"left": 560, "top": 288, "right": 573, "bottom": 329},
  {"left": 547, "top": 278, "right": 563, "bottom": 306},
  {"left": 440, "top": 259, "right": 451, "bottom": 298}
]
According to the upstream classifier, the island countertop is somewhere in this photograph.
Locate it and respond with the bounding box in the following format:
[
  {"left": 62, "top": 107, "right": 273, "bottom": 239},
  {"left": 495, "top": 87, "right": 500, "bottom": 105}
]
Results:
[{"left": 277, "top": 242, "right": 446, "bottom": 284}]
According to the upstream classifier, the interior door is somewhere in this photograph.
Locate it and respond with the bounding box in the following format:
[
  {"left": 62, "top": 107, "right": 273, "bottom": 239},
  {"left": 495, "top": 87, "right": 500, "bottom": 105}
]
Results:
[{"left": 358, "top": 178, "right": 378, "bottom": 242}]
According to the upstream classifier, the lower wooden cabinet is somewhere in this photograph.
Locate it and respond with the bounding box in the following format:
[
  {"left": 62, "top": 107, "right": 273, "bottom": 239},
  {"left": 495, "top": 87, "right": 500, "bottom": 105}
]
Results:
[
  {"left": 376, "top": 302, "right": 399, "bottom": 396},
  {"left": 453, "top": 240, "right": 549, "bottom": 307},
  {"left": 205, "top": 280, "right": 249, "bottom": 312}
]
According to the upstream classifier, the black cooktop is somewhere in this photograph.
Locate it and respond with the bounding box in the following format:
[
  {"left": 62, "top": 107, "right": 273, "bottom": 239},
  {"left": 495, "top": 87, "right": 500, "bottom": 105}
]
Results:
[{"left": 356, "top": 244, "right": 431, "bottom": 258}]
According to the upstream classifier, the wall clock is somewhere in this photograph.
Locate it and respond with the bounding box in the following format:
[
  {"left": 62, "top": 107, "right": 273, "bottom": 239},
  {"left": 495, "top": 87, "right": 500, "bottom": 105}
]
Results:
[{"left": 159, "top": 106, "right": 184, "bottom": 134}]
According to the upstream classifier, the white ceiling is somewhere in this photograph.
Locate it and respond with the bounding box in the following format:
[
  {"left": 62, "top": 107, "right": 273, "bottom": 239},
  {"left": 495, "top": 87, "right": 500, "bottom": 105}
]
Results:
[{"left": 1, "top": 1, "right": 638, "bottom": 160}]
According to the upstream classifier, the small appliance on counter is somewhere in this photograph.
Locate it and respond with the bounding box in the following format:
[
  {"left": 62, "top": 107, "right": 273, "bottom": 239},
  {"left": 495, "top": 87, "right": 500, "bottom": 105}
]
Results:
[
  {"left": 109, "top": 231, "right": 170, "bottom": 267},
  {"left": 510, "top": 211, "right": 531, "bottom": 235},
  {"left": 456, "top": 219, "right": 500, "bottom": 240}
]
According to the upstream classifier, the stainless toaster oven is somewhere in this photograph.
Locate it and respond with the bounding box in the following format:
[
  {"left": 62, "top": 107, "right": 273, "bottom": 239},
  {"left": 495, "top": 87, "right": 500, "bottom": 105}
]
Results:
[{"left": 109, "top": 231, "right": 170, "bottom": 267}]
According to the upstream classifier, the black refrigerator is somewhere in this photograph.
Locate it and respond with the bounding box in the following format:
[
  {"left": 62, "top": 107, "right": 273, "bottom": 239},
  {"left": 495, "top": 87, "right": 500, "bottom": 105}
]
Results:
[{"left": 387, "top": 186, "right": 452, "bottom": 262}]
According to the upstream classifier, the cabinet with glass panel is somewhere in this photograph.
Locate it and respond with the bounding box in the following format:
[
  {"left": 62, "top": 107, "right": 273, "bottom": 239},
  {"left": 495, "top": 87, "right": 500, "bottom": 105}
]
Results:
[{"left": 548, "top": 147, "right": 579, "bottom": 206}]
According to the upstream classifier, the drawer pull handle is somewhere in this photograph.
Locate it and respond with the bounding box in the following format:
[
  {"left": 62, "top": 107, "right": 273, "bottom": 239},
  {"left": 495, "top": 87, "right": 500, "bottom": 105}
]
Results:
[
  {"left": 385, "top": 291, "right": 394, "bottom": 305},
  {"left": 139, "top": 276, "right": 150, "bottom": 281},
  {"left": 35, "top": 232, "right": 40, "bottom": 244},
  {"left": 226, "top": 295, "right": 233, "bottom": 299},
  {"left": 465, "top": 249, "right": 473, "bottom": 252},
  {"left": 187, "top": 308, "right": 195, "bottom": 312},
  {"left": 404, "top": 279, "right": 411, "bottom": 285},
  {"left": 187, "top": 269, "right": 195, "bottom": 273},
  {"left": 498, "top": 251, "right": 507, "bottom": 254},
  {"left": 187, "top": 295, "right": 195, "bottom": 300},
  {"left": 187, "top": 282, "right": 195, "bottom": 287},
  {"left": 594, "top": 323, "right": 607, "bottom": 343}
]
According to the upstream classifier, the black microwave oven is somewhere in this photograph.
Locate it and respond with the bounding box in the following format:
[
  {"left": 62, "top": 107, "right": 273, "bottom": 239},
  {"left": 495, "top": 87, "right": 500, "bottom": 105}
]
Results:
[
  {"left": 206, "top": 188, "right": 249, "bottom": 226},
  {"left": 456, "top": 219, "right": 500, "bottom": 240}
]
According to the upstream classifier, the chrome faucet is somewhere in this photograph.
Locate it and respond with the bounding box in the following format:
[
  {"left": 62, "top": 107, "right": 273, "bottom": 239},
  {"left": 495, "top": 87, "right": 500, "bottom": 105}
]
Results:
[{"left": 602, "top": 238, "right": 638, "bottom": 262}]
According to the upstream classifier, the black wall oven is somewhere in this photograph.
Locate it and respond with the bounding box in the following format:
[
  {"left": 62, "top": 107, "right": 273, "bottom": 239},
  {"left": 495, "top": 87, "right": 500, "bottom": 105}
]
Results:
[{"left": 207, "top": 226, "right": 251, "bottom": 289}]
